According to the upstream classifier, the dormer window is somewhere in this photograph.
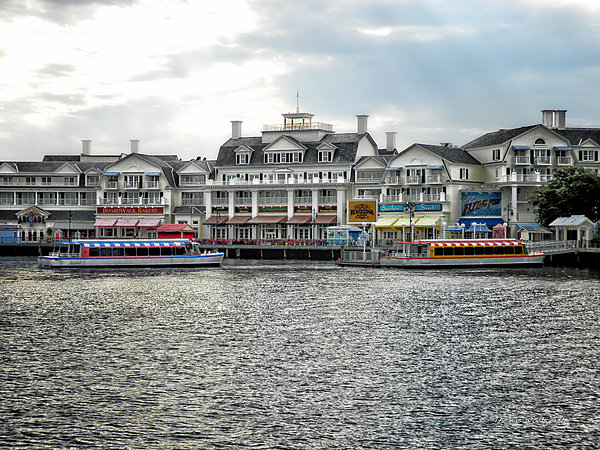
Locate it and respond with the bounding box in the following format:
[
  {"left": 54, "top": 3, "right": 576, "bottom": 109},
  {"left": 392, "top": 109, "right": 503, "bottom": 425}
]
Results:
[
  {"left": 318, "top": 149, "right": 333, "bottom": 162},
  {"left": 264, "top": 151, "right": 303, "bottom": 164},
  {"left": 535, "top": 138, "right": 546, "bottom": 145},
  {"left": 236, "top": 153, "right": 249, "bottom": 165},
  {"left": 492, "top": 148, "right": 501, "bottom": 161}
]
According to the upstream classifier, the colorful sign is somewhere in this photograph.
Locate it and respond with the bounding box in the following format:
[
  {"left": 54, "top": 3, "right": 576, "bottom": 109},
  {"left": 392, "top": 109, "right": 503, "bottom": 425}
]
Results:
[
  {"left": 348, "top": 200, "right": 377, "bottom": 223},
  {"left": 97, "top": 206, "right": 164, "bottom": 215},
  {"left": 379, "top": 203, "right": 442, "bottom": 212},
  {"left": 461, "top": 191, "right": 502, "bottom": 217}
]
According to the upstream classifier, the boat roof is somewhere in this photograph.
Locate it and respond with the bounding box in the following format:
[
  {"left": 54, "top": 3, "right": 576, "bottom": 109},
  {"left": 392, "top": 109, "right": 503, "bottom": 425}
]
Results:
[
  {"left": 54, "top": 239, "right": 191, "bottom": 247},
  {"left": 394, "top": 239, "right": 521, "bottom": 246}
]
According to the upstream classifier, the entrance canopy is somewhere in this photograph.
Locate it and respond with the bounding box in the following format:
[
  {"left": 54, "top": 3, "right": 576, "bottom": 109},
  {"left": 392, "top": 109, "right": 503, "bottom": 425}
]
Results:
[
  {"left": 414, "top": 216, "right": 440, "bottom": 228},
  {"left": 391, "top": 215, "right": 411, "bottom": 229},
  {"left": 138, "top": 218, "right": 161, "bottom": 228},
  {"left": 287, "top": 215, "right": 312, "bottom": 224},
  {"left": 226, "top": 215, "right": 251, "bottom": 224},
  {"left": 93, "top": 218, "right": 117, "bottom": 227},
  {"left": 374, "top": 217, "right": 398, "bottom": 229},
  {"left": 314, "top": 215, "right": 337, "bottom": 225},
  {"left": 246, "top": 215, "right": 288, "bottom": 224},
  {"left": 116, "top": 218, "right": 139, "bottom": 227},
  {"left": 204, "top": 216, "right": 228, "bottom": 225}
]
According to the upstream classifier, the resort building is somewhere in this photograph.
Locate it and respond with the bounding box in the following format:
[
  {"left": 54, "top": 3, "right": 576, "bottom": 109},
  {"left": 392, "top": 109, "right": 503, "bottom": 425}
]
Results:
[
  {"left": 0, "top": 107, "right": 598, "bottom": 244},
  {"left": 204, "top": 112, "right": 380, "bottom": 241}
]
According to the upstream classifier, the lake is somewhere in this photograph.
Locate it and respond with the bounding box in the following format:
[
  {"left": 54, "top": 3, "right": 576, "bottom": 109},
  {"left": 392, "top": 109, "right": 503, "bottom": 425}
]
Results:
[{"left": 0, "top": 258, "right": 599, "bottom": 448}]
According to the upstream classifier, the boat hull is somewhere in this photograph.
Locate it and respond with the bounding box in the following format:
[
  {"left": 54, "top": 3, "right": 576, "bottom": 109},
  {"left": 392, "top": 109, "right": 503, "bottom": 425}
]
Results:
[
  {"left": 379, "top": 254, "right": 544, "bottom": 268},
  {"left": 37, "top": 253, "right": 224, "bottom": 268}
]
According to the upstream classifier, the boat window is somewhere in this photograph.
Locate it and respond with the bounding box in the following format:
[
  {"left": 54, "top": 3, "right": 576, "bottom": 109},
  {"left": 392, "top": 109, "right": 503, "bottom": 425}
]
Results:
[
  {"left": 443, "top": 247, "right": 454, "bottom": 256},
  {"left": 454, "top": 247, "right": 465, "bottom": 256},
  {"left": 100, "top": 248, "right": 113, "bottom": 257},
  {"left": 464, "top": 247, "right": 474, "bottom": 256},
  {"left": 474, "top": 247, "right": 485, "bottom": 255},
  {"left": 504, "top": 246, "right": 514, "bottom": 255},
  {"left": 161, "top": 247, "right": 174, "bottom": 256},
  {"left": 137, "top": 247, "right": 149, "bottom": 257},
  {"left": 433, "top": 248, "right": 442, "bottom": 257},
  {"left": 484, "top": 247, "right": 495, "bottom": 255},
  {"left": 89, "top": 248, "right": 100, "bottom": 257},
  {"left": 495, "top": 246, "right": 505, "bottom": 255},
  {"left": 175, "top": 246, "right": 186, "bottom": 256},
  {"left": 149, "top": 247, "right": 161, "bottom": 256},
  {"left": 112, "top": 247, "right": 125, "bottom": 257},
  {"left": 514, "top": 246, "right": 523, "bottom": 255}
]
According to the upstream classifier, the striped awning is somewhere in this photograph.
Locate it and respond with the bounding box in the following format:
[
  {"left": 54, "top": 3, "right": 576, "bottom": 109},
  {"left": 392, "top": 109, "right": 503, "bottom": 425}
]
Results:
[
  {"left": 246, "top": 215, "right": 288, "bottom": 224},
  {"left": 115, "top": 218, "right": 139, "bottom": 227},
  {"left": 287, "top": 215, "right": 312, "bottom": 224},
  {"left": 138, "top": 218, "right": 161, "bottom": 228},
  {"left": 391, "top": 215, "right": 412, "bottom": 229},
  {"left": 374, "top": 217, "right": 398, "bottom": 229},
  {"left": 226, "top": 216, "right": 251, "bottom": 224},
  {"left": 413, "top": 216, "right": 440, "bottom": 228},
  {"left": 93, "top": 218, "right": 117, "bottom": 227},
  {"left": 313, "top": 215, "right": 337, "bottom": 224}
]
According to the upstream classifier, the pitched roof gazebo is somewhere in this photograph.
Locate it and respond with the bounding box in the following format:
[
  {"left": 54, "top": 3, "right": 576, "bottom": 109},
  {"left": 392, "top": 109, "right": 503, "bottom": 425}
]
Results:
[{"left": 548, "top": 215, "right": 595, "bottom": 248}]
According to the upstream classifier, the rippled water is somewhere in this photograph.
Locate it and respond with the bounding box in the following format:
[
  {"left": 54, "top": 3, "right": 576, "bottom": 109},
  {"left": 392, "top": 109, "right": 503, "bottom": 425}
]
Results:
[{"left": 0, "top": 257, "right": 599, "bottom": 448}]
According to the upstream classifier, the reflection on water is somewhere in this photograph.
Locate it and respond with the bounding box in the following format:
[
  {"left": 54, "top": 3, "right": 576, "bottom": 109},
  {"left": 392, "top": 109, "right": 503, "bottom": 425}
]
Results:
[{"left": 0, "top": 258, "right": 599, "bottom": 448}]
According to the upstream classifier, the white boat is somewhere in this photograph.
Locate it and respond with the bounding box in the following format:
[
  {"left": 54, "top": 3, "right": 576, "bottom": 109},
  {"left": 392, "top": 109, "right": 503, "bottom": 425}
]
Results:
[
  {"left": 379, "top": 239, "right": 544, "bottom": 268},
  {"left": 38, "top": 239, "right": 224, "bottom": 268}
]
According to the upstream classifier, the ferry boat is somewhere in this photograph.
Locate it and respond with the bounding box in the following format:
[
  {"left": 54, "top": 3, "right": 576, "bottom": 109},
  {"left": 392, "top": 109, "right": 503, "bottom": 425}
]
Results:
[
  {"left": 38, "top": 239, "right": 224, "bottom": 268},
  {"left": 379, "top": 239, "right": 544, "bottom": 268}
]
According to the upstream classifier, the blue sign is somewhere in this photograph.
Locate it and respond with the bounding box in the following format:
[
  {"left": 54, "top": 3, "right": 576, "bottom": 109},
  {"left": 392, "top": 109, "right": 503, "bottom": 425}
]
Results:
[
  {"left": 379, "top": 203, "right": 442, "bottom": 212},
  {"left": 29, "top": 211, "right": 34, "bottom": 227},
  {"left": 461, "top": 191, "right": 502, "bottom": 217}
]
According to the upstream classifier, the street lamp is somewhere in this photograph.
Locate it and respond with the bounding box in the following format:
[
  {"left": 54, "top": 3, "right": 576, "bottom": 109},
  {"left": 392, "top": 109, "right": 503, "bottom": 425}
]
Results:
[{"left": 404, "top": 202, "right": 415, "bottom": 242}]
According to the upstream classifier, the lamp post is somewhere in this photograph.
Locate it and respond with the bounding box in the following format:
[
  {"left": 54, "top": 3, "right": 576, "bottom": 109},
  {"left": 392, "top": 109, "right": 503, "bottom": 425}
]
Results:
[{"left": 404, "top": 202, "right": 415, "bottom": 242}]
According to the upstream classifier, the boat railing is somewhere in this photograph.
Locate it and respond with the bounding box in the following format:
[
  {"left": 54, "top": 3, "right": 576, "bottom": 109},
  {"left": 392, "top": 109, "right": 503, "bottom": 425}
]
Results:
[{"left": 49, "top": 252, "right": 80, "bottom": 258}]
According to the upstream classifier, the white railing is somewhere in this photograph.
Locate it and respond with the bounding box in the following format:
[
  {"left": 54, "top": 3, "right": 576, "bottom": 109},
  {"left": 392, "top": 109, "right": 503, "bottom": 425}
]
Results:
[
  {"left": 406, "top": 176, "right": 421, "bottom": 184},
  {"left": 426, "top": 174, "right": 442, "bottom": 183},
  {"left": 263, "top": 122, "right": 333, "bottom": 132},
  {"left": 534, "top": 156, "right": 551, "bottom": 165},
  {"left": 205, "top": 177, "right": 347, "bottom": 187},
  {"left": 515, "top": 156, "right": 530, "bottom": 165},
  {"left": 557, "top": 157, "right": 572, "bottom": 165},
  {"left": 145, "top": 181, "right": 160, "bottom": 189},
  {"left": 105, "top": 182, "right": 118, "bottom": 189}
]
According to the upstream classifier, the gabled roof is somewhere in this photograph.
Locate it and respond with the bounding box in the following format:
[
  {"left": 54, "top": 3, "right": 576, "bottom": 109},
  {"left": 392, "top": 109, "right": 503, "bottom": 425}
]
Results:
[
  {"left": 216, "top": 133, "right": 369, "bottom": 167},
  {"left": 462, "top": 125, "right": 538, "bottom": 149},
  {"left": 549, "top": 215, "right": 594, "bottom": 227},
  {"left": 354, "top": 155, "right": 393, "bottom": 169},
  {"left": 413, "top": 144, "right": 481, "bottom": 165}
]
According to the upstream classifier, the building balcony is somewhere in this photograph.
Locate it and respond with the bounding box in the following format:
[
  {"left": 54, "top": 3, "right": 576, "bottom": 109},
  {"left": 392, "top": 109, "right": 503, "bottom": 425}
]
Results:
[
  {"left": 104, "top": 182, "right": 118, "bottom": 189},
  {"left": 123, "top": 182, "right": 141, "bottom": 189},
  {"left": 384, "top": 176, "right": 402, "bottom": 185},
  {"left": 211, "top": 198, "right": 229, "bottom": 205},
  {"left": 181, "top": 199, "right": 204, "bottom": 206},
  {"left": 263, "top": 122, "right": 333, "bottom": 132},
  {"left": 205, "top": 177, "right": 347, "bottom": 187},
  {"left": 533, "top": 156, "right": 551, "bottom": 165},
  {"left": 356, "top": 177, "right": 382, "bottom": 184},
  {"left": 318, "top": 196, "right": 337, "bottom": 204},
  {"left": 179, "top": 181, "right": 206, "bottom": 187},
  {"left": 145, "top": 181, "right": 160, "bottom": 189},
  {"left": 294, "top": 198, "right": 312, "bottom": 206},
  {"left": 426, "top": 174, "right": 442, "bottom": 184},
  {"left": 58, "top": 199, "right": 78, "bottom": 206},
  {"left": 515, "top": 156, "right": 531, "bottom": 165},
  {"left": 405, "top": 176, "right": 421, "bottom": 184}
]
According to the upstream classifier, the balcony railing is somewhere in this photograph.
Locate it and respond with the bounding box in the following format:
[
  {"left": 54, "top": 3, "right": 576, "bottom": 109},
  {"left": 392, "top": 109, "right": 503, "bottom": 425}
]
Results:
[
  {"left": 263, "top": 122, "right": 333, "bottom": 132},
  {"left": 294, "top": 198, "right": 312, "bottom": 206},
  {"left": 502, "top": 173, "right": 553, "bottom": 183},
  {"left": 533, "top": 156, "right": 551, "bottom": 165},
  {"left": 318, "top": 196, "right": 337, "bottom": 204},
  {"left": 426, "top": 174, "right": 442, "bottom": 183},
  {"left": 385, "top": 176, "right": 402, "bottom": 185},
  {"left": 405, "top": 176, "right": 421, "bottom": 184},
  {"left": 123, "top": 182, "right": 141, "bottom": 189},
  {"left": 105, "top": 182, "right": 118, "bottom": 189},
  {"left": 145, "top": 181, "right": 160, "bottom": 189},
  {"left": 258, "top": 197, "right": 287, "bottom": 205},
  {"left": 234, "top": 197, "right": 252, "bottom": 205},
  {"left": 515, "top": 156, "right": 530, "bottom": 165},
  {"left": 206, "top": 177, "right": 347, "bottom": 187},
  {"left": 181, "top": 199, "right": 204, "bottom": 206},
  {"left": 179, "top": 180, "right": 206, "bottom": 187},
  {"left": 356, "top": 176, "right": 382, "bottom": 184}
]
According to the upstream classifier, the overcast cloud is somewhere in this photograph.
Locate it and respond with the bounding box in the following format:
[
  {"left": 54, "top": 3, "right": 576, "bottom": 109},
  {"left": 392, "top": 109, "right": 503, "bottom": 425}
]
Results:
[{"left": 1, "top": 0, "right": 600, "bottom": 161}]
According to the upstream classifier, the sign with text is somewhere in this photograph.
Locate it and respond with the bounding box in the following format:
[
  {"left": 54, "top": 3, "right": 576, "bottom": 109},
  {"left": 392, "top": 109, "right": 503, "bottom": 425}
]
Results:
[
  {"left": 348, "top": 200, "right": 377, "bottom": 223},
  {"left": 379, "top": 203, "right": 442, "bottom": 212},
  {"left": 97, "top": 206, "right": 164, "bottom": 215},
  {"left": 461, "top": 191, "right": 502, "bottom": 217}
]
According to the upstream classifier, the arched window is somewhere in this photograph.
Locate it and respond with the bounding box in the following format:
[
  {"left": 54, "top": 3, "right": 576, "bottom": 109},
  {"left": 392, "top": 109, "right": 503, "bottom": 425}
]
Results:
[{"left": 535, "top": 138, "right": 546, "bottom": 145}]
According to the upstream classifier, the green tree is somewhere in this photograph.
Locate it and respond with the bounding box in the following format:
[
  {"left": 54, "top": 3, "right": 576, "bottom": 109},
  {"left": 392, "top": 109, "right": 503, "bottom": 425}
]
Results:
[{"left": 530, "top": 167, "right": 600, "bottom": 227}]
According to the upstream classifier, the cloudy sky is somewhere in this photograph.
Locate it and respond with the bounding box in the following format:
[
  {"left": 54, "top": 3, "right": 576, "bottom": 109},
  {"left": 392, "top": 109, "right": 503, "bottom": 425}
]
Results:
[{"left": 1, "top": 0, "right": 600, "bottom": 161}]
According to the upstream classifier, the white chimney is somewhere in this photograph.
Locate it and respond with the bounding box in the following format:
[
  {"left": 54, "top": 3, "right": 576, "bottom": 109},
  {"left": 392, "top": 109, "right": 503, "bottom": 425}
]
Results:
[
  {"left": 542, "top": 110, "right": 554, "bottom": 127},
  {"left": 231, "top": 121, "right": 242, "bottom": 139},
  {"left": 386, "top": 132, "right": 397, "bottom": 152},
  {"left": 556, "top": 110, "right": 567, "bottom": 129},
  {"left": 357, "top": 115, "right": 369, "bottom": 134},
  {"left": 81, "top": 139, "right": 91, "bottom": 155},
  {"left": 130, "top": 139, "right": 140, "bottom": 154}
]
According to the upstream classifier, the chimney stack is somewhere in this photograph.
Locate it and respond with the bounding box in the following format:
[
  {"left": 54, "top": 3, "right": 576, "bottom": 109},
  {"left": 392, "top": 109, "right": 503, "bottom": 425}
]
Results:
[
  {"left": 357, "top": 115, "right": 369, "bottom": 134},
  {"left": 231, "top": 121, "right": 242, "bottom": 139},
  {"left": 81, "top": 139, "right": 91, "bottom": 155},
  {"left": 541, "top": 109, "right": 567, "bottom": 129},
  {"left": 130, "top": 139, "right": 140, "bottom": 154},
  {"left": 386, "top": 132, "right": 397, "bottom": 152}
]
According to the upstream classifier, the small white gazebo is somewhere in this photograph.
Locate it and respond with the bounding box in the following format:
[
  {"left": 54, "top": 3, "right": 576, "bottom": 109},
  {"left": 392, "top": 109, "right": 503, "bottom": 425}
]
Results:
[{"left": 548, "top": 215, "right": 595, "bottom": 248}]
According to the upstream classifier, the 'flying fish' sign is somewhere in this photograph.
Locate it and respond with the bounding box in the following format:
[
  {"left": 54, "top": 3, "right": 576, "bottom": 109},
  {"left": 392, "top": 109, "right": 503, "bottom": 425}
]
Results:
[{"left": 461, "top": 191, "right": 502, "bottom": 217}]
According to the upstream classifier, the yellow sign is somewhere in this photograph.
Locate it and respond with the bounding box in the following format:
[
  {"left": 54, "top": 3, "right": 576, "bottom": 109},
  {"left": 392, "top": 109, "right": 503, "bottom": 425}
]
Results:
[{"left": 348, "top": 200, "right": 377, "bottom": 223}]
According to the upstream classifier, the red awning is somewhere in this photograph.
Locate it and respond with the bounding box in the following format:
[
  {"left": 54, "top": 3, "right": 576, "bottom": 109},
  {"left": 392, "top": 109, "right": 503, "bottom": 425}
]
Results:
[
  {"left": 116, "top": 218, "right": 139, "bottom": 227},
  {"left": 93, "top": 218, "right": 117, "bottom": 227},
  {"left": 287, "top": 215, "right": 312, "bottom": 224},
  {"left": 226, "top": 216, "right": 251, "bottom": 224},
  {"left": 156, "top": 224, "right": 195, "bottom": 232},
  {"left": 137, "top": 218, "right": 161, "bottom": 228},
  {"left": 314, "top": 215, "right": 337, "bottom": 224},
  {"left": 204, "top": 216, "right": 228, "bottom": 225},
  {"left": 246, "top": 215, "right": 288, "bottom": 224}
]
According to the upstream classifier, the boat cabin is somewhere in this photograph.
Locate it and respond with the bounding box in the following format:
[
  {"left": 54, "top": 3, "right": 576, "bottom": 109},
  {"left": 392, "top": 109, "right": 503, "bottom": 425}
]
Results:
[
  {"left": 49, "top": 239, "right": 204, "bottom": 258},
  {"left": 390, "top": 239, "right": 528, "bottom": 258}
]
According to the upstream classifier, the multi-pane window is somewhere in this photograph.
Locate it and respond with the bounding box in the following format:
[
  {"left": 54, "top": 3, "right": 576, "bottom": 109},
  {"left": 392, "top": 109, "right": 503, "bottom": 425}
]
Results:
[
  {"left": 16, "top": 192, "right": 35, "bottom": 205},
  {"left": 38, "top": 192, "right": 57, "bottom": 205},
  {"left": 103, "top": 192, "right": 118, "bottom": 204},
  {"left": 318, "top": 150, "right": 333, "bottom": 162},
  {"left": 0, "top": 192, "right": 14, "bottom": 205},
  {"left": 63, "top": 176, "right": 77, "bottom": 186},
  {"left": 86, "top": 175, "right": 99, "bottom": 186},
  {"left": 236, "top": 153, "right": 250, "bottom": 165},
  {"left": 181, "top": 175, "right": 205, "bottom": 185},
  {"left": 143, "top": 192, "right": 161, "bottom": 204},
  {"left": 59, "top": 192, "right": 78, "bottom": 205},
  {"left": 264, "top": 152, "right": 302, "bottom": 164},
  {"left": 2, "top": 177, "right": 14, "bottom": 186},
  {"left": 123, "top": 175, "right": 141, "bottom": 188},
  {"left": 579, "top": 150, "right": 599, "bottom": 162},
  {"left": 492, "top": 148, "right": 501, "bottom": 160},
  {"left": 459, "top": 168, "right": 469, "bottom": 180},
  {"left": 25, "top": 177, "right": 36, "bottom": 185},
  {"left": 182, "top": 192, "right": 204, "bottom": 205},
  {"left": 41, "top": 177, "right": 51, "bottom": 185}
]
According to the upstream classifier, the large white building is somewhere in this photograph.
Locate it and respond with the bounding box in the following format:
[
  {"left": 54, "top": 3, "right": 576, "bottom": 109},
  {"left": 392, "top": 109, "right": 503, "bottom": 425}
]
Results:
[{"left": 1, "top": 108, "right": 598, "bottom": 244}]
